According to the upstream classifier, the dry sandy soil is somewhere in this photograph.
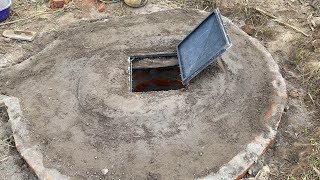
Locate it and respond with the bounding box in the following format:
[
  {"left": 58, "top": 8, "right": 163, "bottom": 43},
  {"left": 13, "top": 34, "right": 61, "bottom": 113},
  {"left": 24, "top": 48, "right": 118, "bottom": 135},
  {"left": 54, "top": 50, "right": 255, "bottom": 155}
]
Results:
[{"left": 0, "top": 0, "right": 319, "bottom": 180}]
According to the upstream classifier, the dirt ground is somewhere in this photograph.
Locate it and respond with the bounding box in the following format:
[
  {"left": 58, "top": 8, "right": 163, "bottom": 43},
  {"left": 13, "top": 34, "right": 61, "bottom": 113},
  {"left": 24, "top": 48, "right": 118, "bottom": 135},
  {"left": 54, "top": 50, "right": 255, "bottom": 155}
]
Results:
[{"left": 0, "top": 0, "right": 319, "bottom": 180}]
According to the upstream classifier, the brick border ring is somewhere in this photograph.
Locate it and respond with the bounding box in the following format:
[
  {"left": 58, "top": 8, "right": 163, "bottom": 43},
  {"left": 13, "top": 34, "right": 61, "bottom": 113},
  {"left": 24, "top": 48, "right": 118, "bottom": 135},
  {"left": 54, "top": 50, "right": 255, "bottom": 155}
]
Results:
[
  {"left": 0, "top": 11, "right": 287, "bottom": 180},
  {"left": 200, "top": 17, "right": 287, "bottom": 180}
]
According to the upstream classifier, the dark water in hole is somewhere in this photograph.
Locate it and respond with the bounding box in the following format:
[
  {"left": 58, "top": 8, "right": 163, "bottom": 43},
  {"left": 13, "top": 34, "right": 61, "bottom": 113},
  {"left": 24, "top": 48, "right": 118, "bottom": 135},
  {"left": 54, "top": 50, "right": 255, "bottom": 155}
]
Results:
[{"left": 132, "top": 65, "right": 185, "bottom": 92}]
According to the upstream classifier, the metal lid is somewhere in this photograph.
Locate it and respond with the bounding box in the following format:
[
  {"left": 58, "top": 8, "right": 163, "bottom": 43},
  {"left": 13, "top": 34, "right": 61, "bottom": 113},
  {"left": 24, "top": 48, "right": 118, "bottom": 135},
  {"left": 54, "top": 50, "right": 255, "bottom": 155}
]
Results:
[{"left": 177, "top": 9, "right": 232, "bottom": 85}]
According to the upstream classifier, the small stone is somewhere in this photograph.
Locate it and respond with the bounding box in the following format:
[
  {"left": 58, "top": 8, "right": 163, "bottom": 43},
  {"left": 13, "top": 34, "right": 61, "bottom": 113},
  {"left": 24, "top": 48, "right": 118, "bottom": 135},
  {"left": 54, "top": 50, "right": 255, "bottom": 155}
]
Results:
[
  {"left": 86, "top": 123, "right": 90, "bottom": 126},
  {"left": 101, "top": 168, "right": 109, "bottom": 175},
  {"left": 4, "top": 38, "right": 11, "bottom": 43},
  {"left": 94, "top": 156, "right": 98, "bottom": 159},
  {"left": 199, "top": 152, "right": 203, "bottom": 156},
  {"left": 49, "top": 88, "right": 53, "bottom": 90}
]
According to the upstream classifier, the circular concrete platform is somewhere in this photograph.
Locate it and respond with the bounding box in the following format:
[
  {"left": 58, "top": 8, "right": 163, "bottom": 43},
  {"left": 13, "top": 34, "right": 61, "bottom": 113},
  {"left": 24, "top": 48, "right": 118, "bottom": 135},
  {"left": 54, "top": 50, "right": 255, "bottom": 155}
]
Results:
[{"left": 0, "top": 9, "right": 286, "bottom": 180}]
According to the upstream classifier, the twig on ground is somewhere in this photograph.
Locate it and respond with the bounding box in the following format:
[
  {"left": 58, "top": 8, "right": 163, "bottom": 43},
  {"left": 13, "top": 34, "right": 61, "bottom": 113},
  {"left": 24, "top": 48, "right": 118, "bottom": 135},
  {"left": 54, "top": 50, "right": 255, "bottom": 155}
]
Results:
[
  {"left": 0, "top": 156, "right": 8, "bottom": 162},
  {"left": 255, "top": 7, "right": 310, "bottom": 37},
  {"left": 0, "top": 6, "right": 69, "bottom": 27},
  {"left": 0, "top": 141, "right": 14, "bottom": 147},
  {"left": 217, "top": 58, "right": 229, "bottom": 81},
  {"left": 100, "top": 0, "right": 120, "bottom": 4},
  {"left": 313, "top": 166, "right": 320, "bottom": 179},
  {"left": 308, "top": 14, "right": 315, "bottom": 31},
  {"left": 255, "top": 7, "right": 277, "bottom": 18},
  {"left": 286, "top": 1, "right": 295, "bottom": 9},
  {"left": 309, "top": 93, "right": 316, "bottom": 105},
  {"left": 309, "top": 2, "right": 319, "bottom": 11},
  {"left": 274, "top": 19, "right": 310, "bottom": 37},
  {"left": 0, "top": 12, "right": 48, "bottom": 26},
  {"left": 298, "top": 0, "right": 304, "bottom": 5}
]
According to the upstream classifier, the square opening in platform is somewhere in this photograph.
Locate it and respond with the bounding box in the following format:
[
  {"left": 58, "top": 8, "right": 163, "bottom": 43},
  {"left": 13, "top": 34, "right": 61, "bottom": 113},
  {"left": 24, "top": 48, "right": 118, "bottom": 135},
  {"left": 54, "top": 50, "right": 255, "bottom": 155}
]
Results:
[{"left": 129, "top": 54, "right": 185, "bottom": 92}]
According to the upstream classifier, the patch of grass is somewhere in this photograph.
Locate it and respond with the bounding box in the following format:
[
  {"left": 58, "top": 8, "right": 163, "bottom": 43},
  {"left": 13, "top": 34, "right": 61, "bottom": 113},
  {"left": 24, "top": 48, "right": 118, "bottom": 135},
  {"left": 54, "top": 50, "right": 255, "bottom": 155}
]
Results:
[
  {"left": 300, "top": 130, "right": 320, "bottom": 179},
  {"left": 34, "top": 0, "right": 50, "bottom": 11},
  {"left": 284, "top": 135, "right": 320, "bottom": 180},
  {"left": 309, "top": 149, "right": 320, "bottom": 167},
  {"left": 289, "top": 36, "right": 320, "bottom": 108},
  {"left": 298, "top": 52, "right": 320, "bottom": 107},
  {"left": 302, "top": 138, "right": 320, "bottom": 180}
]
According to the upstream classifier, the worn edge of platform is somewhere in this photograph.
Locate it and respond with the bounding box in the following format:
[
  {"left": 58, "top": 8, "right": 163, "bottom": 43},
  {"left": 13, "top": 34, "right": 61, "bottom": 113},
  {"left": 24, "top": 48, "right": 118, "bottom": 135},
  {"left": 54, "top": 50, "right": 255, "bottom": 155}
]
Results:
[
  {"left": 0, "top": 95, "right": 69, "bottom": 180},
  {"left": 198, "top": 18, "right": 288, "bottom": 180},
  {"left": 0, "top": 14, "right": 287, "bottom": 180}
]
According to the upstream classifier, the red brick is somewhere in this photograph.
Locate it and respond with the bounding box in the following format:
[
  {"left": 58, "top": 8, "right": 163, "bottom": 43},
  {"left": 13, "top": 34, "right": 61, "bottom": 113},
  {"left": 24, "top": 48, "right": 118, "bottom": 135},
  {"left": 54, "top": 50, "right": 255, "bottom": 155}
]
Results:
[{"left": 52, "top": 0, "right": 65, "bottom": 8}]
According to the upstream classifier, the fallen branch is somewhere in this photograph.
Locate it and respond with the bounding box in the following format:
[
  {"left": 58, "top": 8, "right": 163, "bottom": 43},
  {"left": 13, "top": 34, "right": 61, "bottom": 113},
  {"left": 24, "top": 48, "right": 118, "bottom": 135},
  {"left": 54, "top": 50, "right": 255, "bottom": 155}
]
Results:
[
  {"left": 309, "top": 93, "right": 316, "bottom": 105},
  {"left": 255, "top": 7, "right": 309, "bottom": 37},
  {"left": 274, "top": 19, "right": 310, "bottom": 37},
  {"left": 0, "top": 12, "right": 47, "bottom": 26},
  {"left": 255, "top": 7, "right": 277, "bottom": 19}
]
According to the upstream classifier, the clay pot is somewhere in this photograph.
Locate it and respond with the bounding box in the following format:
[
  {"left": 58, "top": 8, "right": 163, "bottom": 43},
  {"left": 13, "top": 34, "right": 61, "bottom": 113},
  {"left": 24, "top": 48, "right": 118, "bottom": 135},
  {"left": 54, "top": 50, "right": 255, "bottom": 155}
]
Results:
[{"left": 124, "top": 0, "right": 147, "bottom": 8}]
